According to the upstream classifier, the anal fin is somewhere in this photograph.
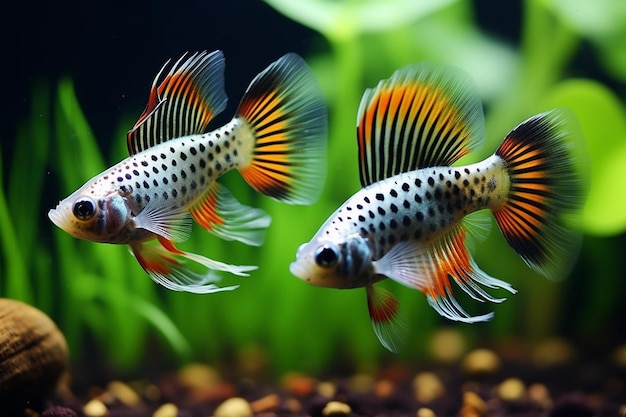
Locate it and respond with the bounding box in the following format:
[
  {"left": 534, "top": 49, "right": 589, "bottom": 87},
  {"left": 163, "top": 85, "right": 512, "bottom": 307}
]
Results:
[{"left": 374, "top": 223, "right": 516, "bottom": 323}]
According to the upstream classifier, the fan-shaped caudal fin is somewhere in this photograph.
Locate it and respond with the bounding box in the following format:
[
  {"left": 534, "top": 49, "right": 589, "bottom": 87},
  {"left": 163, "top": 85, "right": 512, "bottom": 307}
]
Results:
[
  {"left": 493, "top": 109, "right": 588, "bottom": 281},
  {"left": 236, "top": 53, "right": 328, "bottom": 205},
  {"left": 366, "top": 284, "right": 406, "bottom": 353},
  {"left": 129, "top": 236, "right": 255, "bottom": 294},
  {"left": 356, "top": 62, "right": 485, "bottom": 187}
]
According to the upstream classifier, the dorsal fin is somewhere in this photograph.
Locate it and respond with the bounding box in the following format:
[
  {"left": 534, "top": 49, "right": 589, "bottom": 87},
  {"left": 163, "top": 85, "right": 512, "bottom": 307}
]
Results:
[
  {"left": 126, "top": 50, "right": 228, "bottom": 155},
  {"left": 356, "top": 62, "right": 485, "bottom": 186}
]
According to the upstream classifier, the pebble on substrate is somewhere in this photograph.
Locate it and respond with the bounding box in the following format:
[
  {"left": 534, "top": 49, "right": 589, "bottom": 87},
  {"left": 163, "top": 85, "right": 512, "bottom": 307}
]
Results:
[
  {"left": 416, "top": 407, "right": 437, "bottom": 417},
  {"left": 527, "top": 383, "right": 552, "bottom": 409},
  {"left": 428, "top": 328, "right": 467, "bottom": 363},
  {"left": 250, "top": 393, "right": 281, "bottom": 413},
  {"left": 152, "top": 403, "right": 178, "bottom": 417},
  {"left": 322, "top": 400, "right": 352, "bottom": 416},
  {"left": 459, "top": 391, "right": 487, "bottom": 417},
  {"left": 213, "top": 397, "right": 253, "bottom": 417},
  {"left": 461, "top": 349, "right": 501, "bottom": 376},
  {"left": 496, "top": 378, "right": 526, "bottom": 401},
  {"left": 83, "top": 399, "right": 108, "bottom": 417},
  {"left": 412, "top": 372, "right": 445, "bottom": 404},
  {"left": 106, "top": 380, "right": 142, "bottom": 407}
]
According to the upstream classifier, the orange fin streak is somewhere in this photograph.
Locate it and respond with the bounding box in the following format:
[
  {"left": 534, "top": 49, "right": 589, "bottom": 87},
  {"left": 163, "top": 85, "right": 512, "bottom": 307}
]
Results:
[
  {"left": 356, "top": 62, "right": 485, "bottom": 186},
  {"left": 127, "top": 50, "right": 227, "bottom": 155},
  {"left": 366, "top": 284, "right": 405, "bottom": 353},
  {"left": 189, "top": 182, "right": 271, "bottom": 246},
  {"left": 236, "top": 53, "right": 327, "bottom": 205}
]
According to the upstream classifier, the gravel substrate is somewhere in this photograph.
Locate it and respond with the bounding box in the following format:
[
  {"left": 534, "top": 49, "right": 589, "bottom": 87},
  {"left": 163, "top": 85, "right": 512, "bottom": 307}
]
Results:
[{"left": 17, "top": 341, "right": 626, "bottom": 417}]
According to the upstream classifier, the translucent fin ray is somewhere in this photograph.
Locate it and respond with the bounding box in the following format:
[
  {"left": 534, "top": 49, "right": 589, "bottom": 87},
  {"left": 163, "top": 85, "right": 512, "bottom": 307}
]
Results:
[
  {"left": 237, "top": 53, "right": 328, "bottom": 205},
  {"left": 133, "top": 198, "right": 192, "bottom": 242},
  {"left": 366, "top": 284, "right": 406, "bottom": 353},
  {"left": 129, "top": 237, "right": 256, "bottom": 294},
  {"left": 190, "top": 182, "right": 272, "bottom": 246},
  {"left": 356, "top": 62, "right": 485, "bottom": 186},
  {"left": 493, "top": 109, "right": 588, "bottom": 281},
  {"left": 127, "top": 50, "right": 227, "bottom": 154},
  {"left": 374, "top": 224, "right": 516, "bottom": 323}
]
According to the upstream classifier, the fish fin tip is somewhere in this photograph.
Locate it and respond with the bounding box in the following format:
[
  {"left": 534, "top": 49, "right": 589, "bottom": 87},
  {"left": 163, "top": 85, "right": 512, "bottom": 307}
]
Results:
[
  {"left": 130, "top": 240, "right": 254, "bottom": 293},
  {"left": 127, "top": 50, "right": 228, "bottom": 154},
  {"left": 357, "top": 62, "right": 485, "bottom": 186},
  {"left": 366, "top": 285, "right": 406, "bottom": 353},
  {"left": 493, "top": 109, "right": 588, "bottom": 281},
  {"left": 236, "top": 53, "right": 328, "bottom": 205},
  {"left": 190, "top": 182, "right": 271, "bottom": 246}
]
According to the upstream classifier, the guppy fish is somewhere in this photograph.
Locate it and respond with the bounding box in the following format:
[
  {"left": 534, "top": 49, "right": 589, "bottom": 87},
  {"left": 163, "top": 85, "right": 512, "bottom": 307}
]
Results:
[
  {"left": 290, "top": 63, "right": 586, "bottom": 352},
  {"left": 49, "top": 50, "right": 327, "bottom": 293}
]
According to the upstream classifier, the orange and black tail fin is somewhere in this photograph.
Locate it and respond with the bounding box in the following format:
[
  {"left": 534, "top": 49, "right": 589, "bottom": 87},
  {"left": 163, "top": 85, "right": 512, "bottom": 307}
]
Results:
[
  {"left": 236, "top": 53, "right": 327, "bottom": 205},
  {"left": 493, "top": 109, "right": 588, "bottom": 280}
]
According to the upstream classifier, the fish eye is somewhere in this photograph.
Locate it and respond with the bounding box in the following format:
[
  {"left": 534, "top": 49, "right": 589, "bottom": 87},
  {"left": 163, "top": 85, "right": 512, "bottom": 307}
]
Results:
[
  {"left": 314, "top": 243, "right": 339, "bottom": 268},
  {"left": 72, "top": 198, "right": 96, "bottom": 221}
]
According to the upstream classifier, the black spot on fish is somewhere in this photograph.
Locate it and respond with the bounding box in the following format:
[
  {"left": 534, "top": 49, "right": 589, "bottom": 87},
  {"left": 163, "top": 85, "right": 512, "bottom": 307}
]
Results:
[
  {"left": 358, "top": 215, "right": 366, "bottom": 222},
  {"left": 145, "top": 195, "right": 151, "bottom": 203},
  {"left": 434, "top": 188, "right": 442, "bottom": 200},
  {"left": 143, "top": 171, "right": 150, "bottom": 178},
  {"left": 117, "top": 177, "right": 123, "bottom": 182},
  {"left": 389, "top": 219, "right": 398, "bottom": 229},
  {"left": 415, "top": 178, "right": 422, "bottom": 187},
  {"left": 180, "top": 152, "right": 188, "bottom": 161},
  {"left": 438, "top": 204, "right": 445, "bottom": 214},
  {"left": 425, "top": 191, "right": 432, "bottom": 200},
  {"left": 439, "top": 173, "right": 444, "bottom": 180},
  {"left": 172, "top": 160, "right": 177, "bottom": 167},
  {"left": 428, "top": 207, "right": 435, "bottom": 217},
  {"left": 163, "top": 177, "right": 169, "bottom": 185},
  {"left": 453, "top": 185, "right": 460, "bottom": 195},
  {"left": 224, "top": 141, "right": 230, "bottom": 149},
  {"left": 181, "top": 185, "right": 187, "bottom": 195},
  {"left": 388, "top": 235, "right": 396, "bottom": 245},
  {"left": 402, "top": 183, "right": 410, "bottom": 192},
  {"left": 375, "top": 193, "right": 384, "bottom": 201},
  {"left": 390, "top": 189, "right": 398, "bottom": 198},
  {"left": 171, "top": 173, "right": 178, "bottom": 183},
  {"left": 356, "top": 204, "right": 363, "bottom": 210},
  {"left": 199, "top": 176, "right": 206, "bottom": 185},
  {"left": 379, "top": 221, "right": 386, "bottom": 231},
  {"left": 181, "top": 170, "right": 187, "bottom": 179},
  {"left": 162, "top": 191, "right": 169, "bottom": 200},
  {"left": 368, "top": 210, "right": 375, "bottom": 219},
  {"left": 143, "top": 180, "right": 149, "bottom": 188},
  {"left": 152, "top": 166, "right": 159, "bottom": 174},
  {"left": 136, "top": 194, "right": 142, "bottom": 205},
  {"left": 463, "top": 179, "right": 470, "bottom": 187},
  {"left": 369, "top": 224, "right": 376, "bottom": 233},
  {"left": 199, "top": 143, "right": 206, "bottom": 153},
  {"left": 378, "top": 207, "right": 386, "bottom": 215},
  {"left": 454, "top": 170, "right": 461, "bottom": 179},
  {"left": 446, "top": 180, "right": 452, "bottom": 188},
  {"left": 190, "top": 147, "right": 197, "bottom": 155},
  {"left": 216, "top": 133, "right": 221, "bottom": 139},
  {"left": 402, "top": 215, "right": 411, "bottom": 226},
  {"left": 190, "top": 164, "right": 196, "bottom": 173},
  {"left": 172, "top": 189, "right": 178, "bottom": 198},
  {"left": 215, "top": 145, "right": 221, "bottom": 154},
  {"left": 161, "top": 164, "right": 168, "bottom": 171},
  {"left": 414, "top": 229, "right": 422, "bottom": 239},
  {"left": 160, "top": 153, "right": 166, "bottom": 159},
  {"left": 474, "top": 177, "right": 480, "bottom": 185},
  {"left": 199, "top": 159, "right": 206, "bottom": 169},
  {"left": 233, "top": 149, "right": 238, "bottom": 157},
  {"left": 428, "top": 177, "right": 435, "bottom": 186},
  {"left": 208, "top": 140, "right": 214, "bottom": 147},
  {"left": 378, "top": 236, "right": 386, "bottom": 246},
  {"left": 464, "top": 168, "right": 470, "bottom": 174},
  {"left": 403, "top": 200, "right": 410, "bottom": 209},
  {"left": 415, "top": 194, "right": 422, "bottom": 204},
  {"left": 360, "top": 227, "right": 368, "bottom": 236},
  {"left": 135, "top": 181, "right": 141, "bottom": 189},
  {"left": 190, "top": 180, "right": 197, "bottom": 190},
  {"left": 215, "top": 162, "right": 222, "bottom": 171},
  {"left": 151, "top": 155, "right": 158, "bottom": 161},
  {"left": 125, "top": 173, "right": 132, "bottom": 180},
  {"left": 390, "top": 203, "right": 398, "bottom": 213},
  {"left": 364, "top": 197, "right": 370, "bottom": 204},
  {"left": 153, "top": 179, "right": 159, "bottom": 187},
  {"left": 133, "top": 170, "right": 140, "bottom": 176},
  {"left": 415, "top": 211, "right": 424, "bottom": 221},
  {"left": 170, "top": 147, "right": 175, "bottom": 153}
]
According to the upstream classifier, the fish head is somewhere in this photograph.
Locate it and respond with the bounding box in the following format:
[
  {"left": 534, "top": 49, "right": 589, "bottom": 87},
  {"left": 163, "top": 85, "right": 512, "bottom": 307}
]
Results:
[
  {"left": 48, "top": 186, "right": 133, "bottom": 244},
  {"left": 290, "top": 234, "right": 374, "bottom": 289}
]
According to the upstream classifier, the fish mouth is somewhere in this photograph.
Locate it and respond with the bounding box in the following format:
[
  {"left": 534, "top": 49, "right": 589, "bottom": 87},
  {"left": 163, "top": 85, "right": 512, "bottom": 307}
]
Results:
[
  {"left": 47, "top": 206, "right": 64, "bottom": 228},
  {"left": 289, "top": 260, "right": 305, "bottom": 279}
]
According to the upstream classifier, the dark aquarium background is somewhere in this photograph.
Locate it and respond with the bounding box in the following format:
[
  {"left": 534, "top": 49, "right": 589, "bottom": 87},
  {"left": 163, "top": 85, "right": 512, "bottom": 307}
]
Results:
[{"left": 2, "top": 0, "right": 626, "bottom": 379}]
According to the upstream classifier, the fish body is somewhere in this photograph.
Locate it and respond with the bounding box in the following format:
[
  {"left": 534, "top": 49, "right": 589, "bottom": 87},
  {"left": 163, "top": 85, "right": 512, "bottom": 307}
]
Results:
[
  {"left": 49, "top": 50, "right": 327, "bottom": 293},
  {"left": 290, "top": 63, "right": 587, "bottom": 352}
]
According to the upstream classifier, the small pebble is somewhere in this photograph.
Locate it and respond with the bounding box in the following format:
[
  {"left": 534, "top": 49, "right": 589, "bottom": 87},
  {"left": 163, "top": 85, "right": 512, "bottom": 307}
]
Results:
[
  {"left": 178, "top": 363, "right": 221, "bottom": 389},
  {"left": 531, "top": 338, "right": 575, "bottom": 368},
  {"left": 250, "top": 394, "right": 281, "bottom": 413},
  {"left": 152, "top": 403, "right": 178, "bottom": 417},
  {"left": 83, "top": 399, "right": 108, "bottom": 417},
  {"left": 462, "top": 349, "right": 501, "bottom": 375},
  {"left": 214, "top": 397, "right": 253, "bottom": 417},
  {"left": 107, "top": 380, "right": 141, "bottom": 406},
  {"left": 281, "top": 372, "right": 317, "bottom": 397},
  {"left": 348, "top": 372, "right": 375, "bottom": 393},
  {"left": 428, "top": 328, "right": 467, "bottom": 363},
  {"left": 322, "top": 400, "right": 351, "bottom": 416},
  {"left": 416, "top": 407, "right": 436, "bottom": 417},
  {"left": 497, "top": 377, "right": 526, "bottom": 401},
  {"left": 459, "top": 391, "right": 486, "bottom": 417},
  {"left": 527, "top": 383, "right": 552, "bottom": 409},
  {"left": 374, "top": 378, "right": 395, "bottom": 398},
  {"left": 412, "top": 372, "right": 445, "bottom": 403},
  {"left": 317, "top": 381, "right": 337, "bottom": 398}
]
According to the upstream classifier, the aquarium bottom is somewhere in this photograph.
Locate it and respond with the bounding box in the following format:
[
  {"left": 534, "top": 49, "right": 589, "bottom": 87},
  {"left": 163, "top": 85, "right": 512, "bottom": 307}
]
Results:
[{"left": 12, "top": 341, "right": 626, "bottom": 417}]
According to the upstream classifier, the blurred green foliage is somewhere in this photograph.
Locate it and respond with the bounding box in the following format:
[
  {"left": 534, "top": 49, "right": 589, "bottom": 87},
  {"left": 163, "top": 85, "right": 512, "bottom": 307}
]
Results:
[{"left": 1, "top": 0, "right": 626, "bottom": 376}]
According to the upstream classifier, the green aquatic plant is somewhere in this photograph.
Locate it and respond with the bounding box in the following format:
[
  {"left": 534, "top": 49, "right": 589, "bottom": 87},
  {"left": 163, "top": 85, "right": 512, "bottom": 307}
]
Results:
[{"left": 2, "top": 0, "right": 626, "bottom": 376}]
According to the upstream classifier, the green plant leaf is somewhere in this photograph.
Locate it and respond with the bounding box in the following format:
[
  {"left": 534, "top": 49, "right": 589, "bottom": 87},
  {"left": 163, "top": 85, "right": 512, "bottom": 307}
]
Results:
[{"left": 541, "top": 78, "right": 626, "bottom": 235}]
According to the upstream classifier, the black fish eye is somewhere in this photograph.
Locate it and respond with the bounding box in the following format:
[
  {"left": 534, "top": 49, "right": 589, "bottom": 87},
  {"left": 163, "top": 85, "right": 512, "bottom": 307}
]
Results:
[
  {"left": 72, "top": 198, "right": 96, "bottom": 220},
  {"left": 315, "top": 244, "right": 339, "bottom": 268}
]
